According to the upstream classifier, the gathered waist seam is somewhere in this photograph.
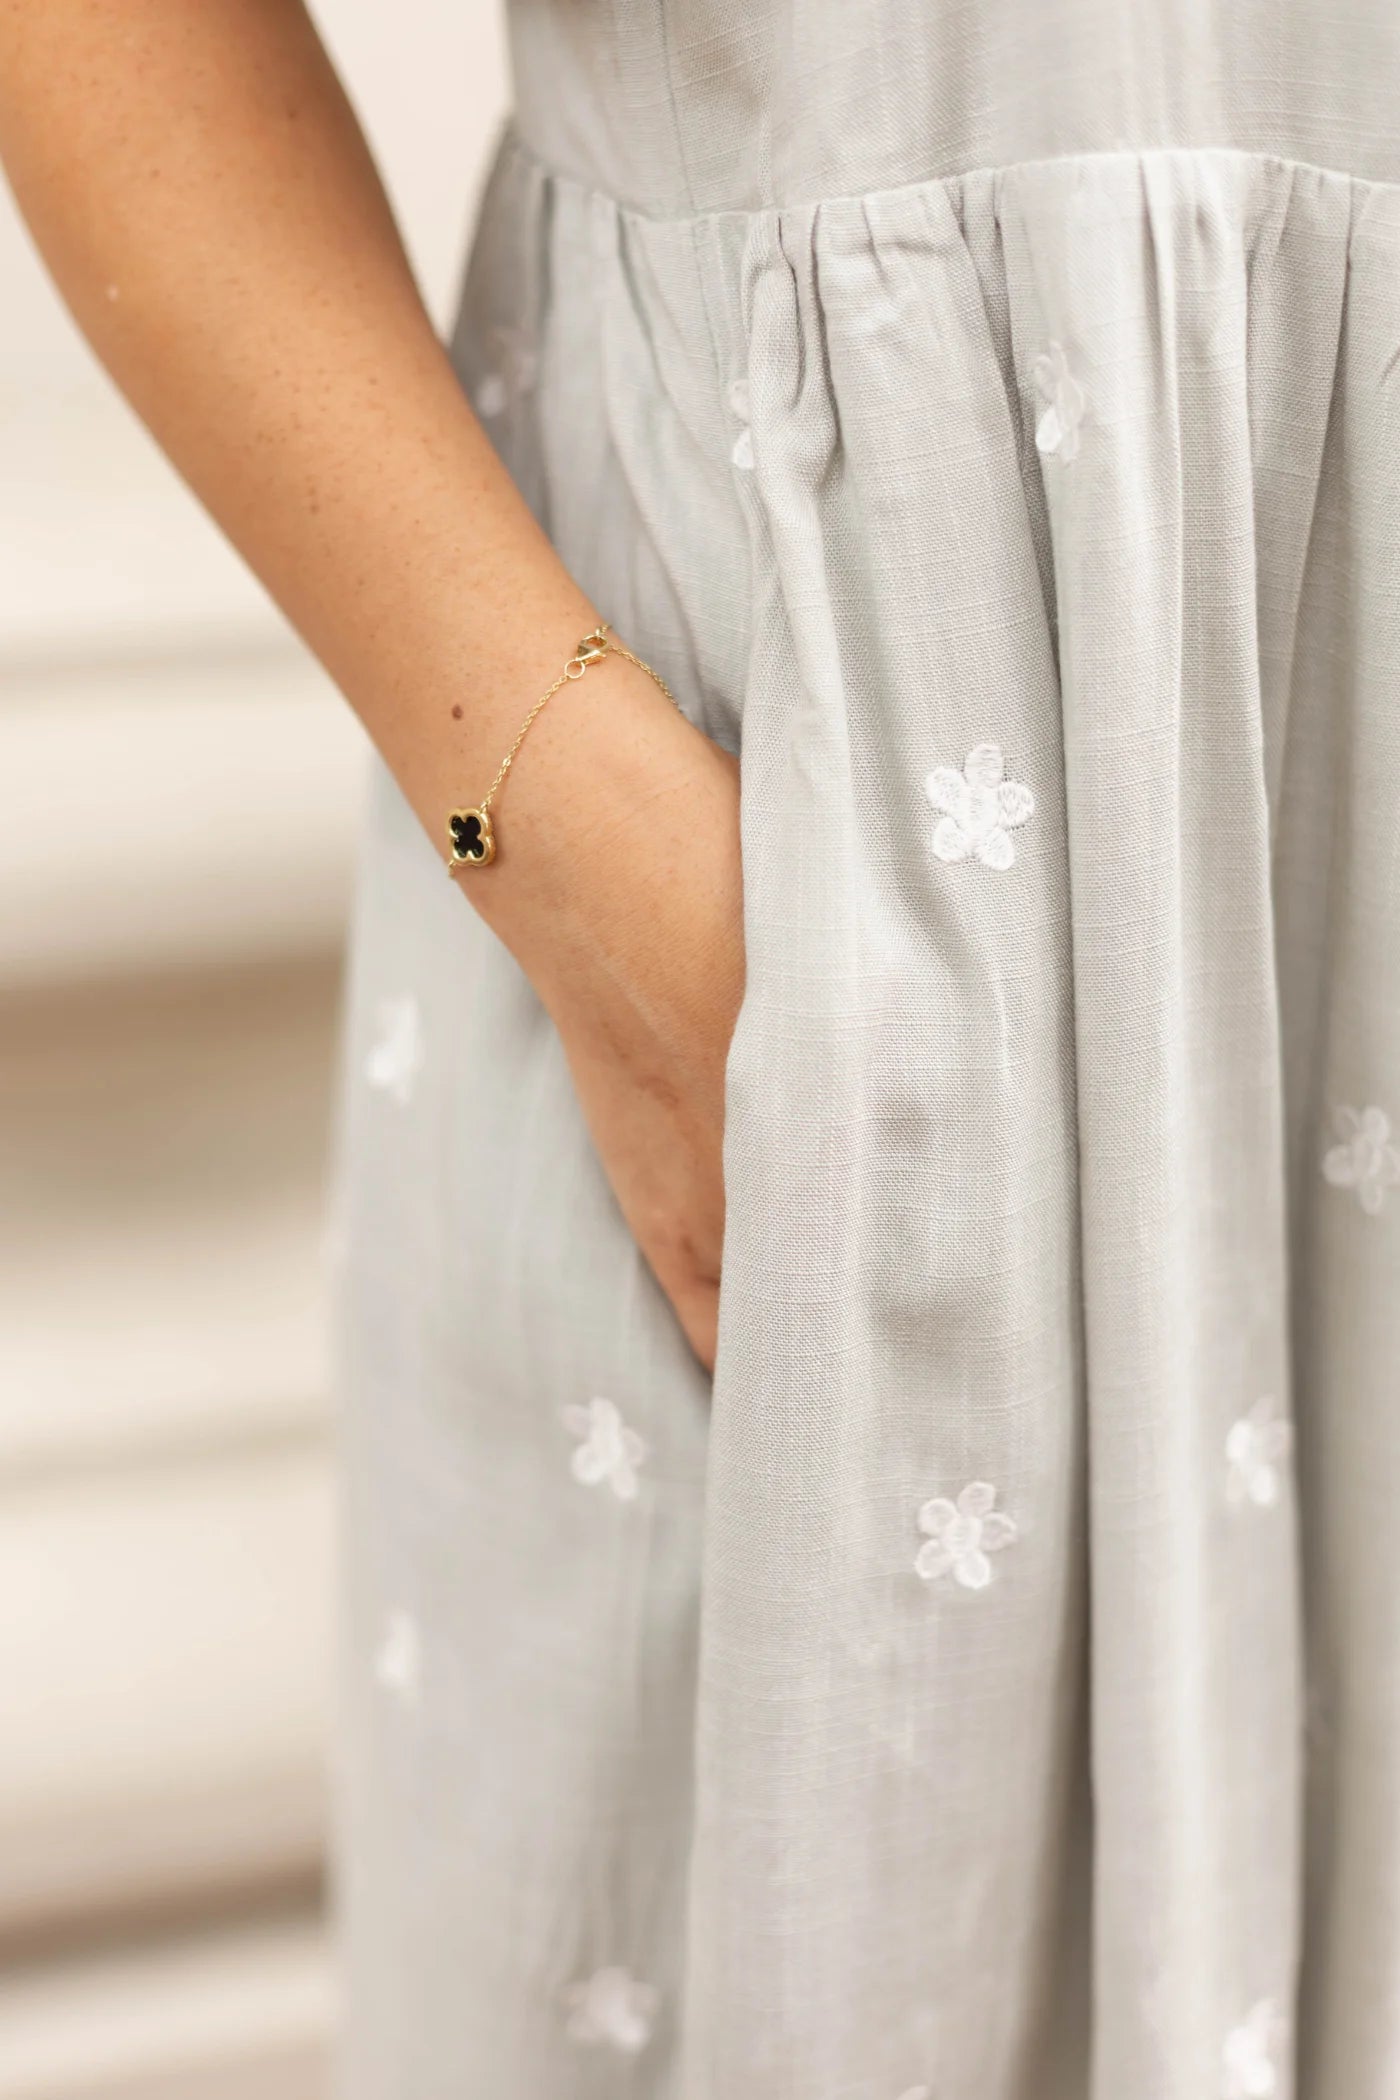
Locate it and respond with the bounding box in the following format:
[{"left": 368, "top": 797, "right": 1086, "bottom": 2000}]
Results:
[{"left": 496, "top": 120, "right": 1395, "bottom": 232}]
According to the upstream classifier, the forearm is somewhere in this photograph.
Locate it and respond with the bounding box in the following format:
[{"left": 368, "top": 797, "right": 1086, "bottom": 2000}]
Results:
[{"left": 0, "top": 0, "right": 688, "bottom": 976}]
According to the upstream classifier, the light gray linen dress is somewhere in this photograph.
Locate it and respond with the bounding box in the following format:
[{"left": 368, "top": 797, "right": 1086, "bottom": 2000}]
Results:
[{"left": 333, "top": 4, "right": 1400, "bottom": 2094}]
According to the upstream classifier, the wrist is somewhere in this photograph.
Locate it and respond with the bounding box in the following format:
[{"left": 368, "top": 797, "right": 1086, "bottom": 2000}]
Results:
[{"left": 465, "top": 652, "right": 739, "bottom": 1019}]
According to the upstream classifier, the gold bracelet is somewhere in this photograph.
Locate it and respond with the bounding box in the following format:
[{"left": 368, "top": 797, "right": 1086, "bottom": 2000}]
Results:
[{"left": 446, "top": 622, "right": 679, "bottom": 872}]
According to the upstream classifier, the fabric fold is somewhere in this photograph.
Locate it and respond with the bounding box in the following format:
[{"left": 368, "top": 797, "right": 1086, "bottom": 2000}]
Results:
[{"left": 997, "top": 148, "right": 1307, "bottom": 2098}]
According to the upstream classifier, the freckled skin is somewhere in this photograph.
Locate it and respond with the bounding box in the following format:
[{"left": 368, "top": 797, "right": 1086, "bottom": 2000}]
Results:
[{"left": 0, "top": 0, "right": 743, "bottom": 1368}]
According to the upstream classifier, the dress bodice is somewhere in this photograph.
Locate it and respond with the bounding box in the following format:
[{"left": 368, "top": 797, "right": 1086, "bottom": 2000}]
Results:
[{"left": 504, "top": 0, "right": 1400, "bottom": 215}]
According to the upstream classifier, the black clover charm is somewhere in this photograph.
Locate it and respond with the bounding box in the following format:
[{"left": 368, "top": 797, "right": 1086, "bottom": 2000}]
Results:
[{"left": 447, "top": 805, "right": 496, "bottom": 869}]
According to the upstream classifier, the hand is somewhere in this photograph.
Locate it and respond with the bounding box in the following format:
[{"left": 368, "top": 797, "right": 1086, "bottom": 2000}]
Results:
[
  {"left": 553, "top": 738, "right": 743, "bottom": 1373},
  {"left": 472, "top": 659, "right": 744, "bottom": 1373}
]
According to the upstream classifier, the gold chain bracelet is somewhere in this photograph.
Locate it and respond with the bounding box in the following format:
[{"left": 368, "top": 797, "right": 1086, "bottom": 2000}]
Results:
[{"left": 446, "top": 622, "right": 679, "bottom": 872}]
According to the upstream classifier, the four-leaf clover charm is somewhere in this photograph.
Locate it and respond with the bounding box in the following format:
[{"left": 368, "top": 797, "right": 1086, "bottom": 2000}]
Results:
[{"left": 448, "top": 805, "right": 496, "bottom": 868}]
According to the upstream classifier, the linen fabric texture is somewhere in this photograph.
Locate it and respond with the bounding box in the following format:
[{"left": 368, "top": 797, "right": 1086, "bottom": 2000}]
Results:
[{"left": 334, "top": 4, "right": 1400, "bottom": 2095}]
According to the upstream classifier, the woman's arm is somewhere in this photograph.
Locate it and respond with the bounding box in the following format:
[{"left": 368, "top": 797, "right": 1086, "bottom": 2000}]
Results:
[{"left": 0, "top": 0, "right": 742, "bottom": 1367}]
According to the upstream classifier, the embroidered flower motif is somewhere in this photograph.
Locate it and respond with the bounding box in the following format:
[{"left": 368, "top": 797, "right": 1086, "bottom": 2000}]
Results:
[
  {"left": 374, "top": 1609, "right": 421, "bottom": 1702},
  {"left": 1032, "top": 340, "right": 1085, "bottom": 462},
  {"left": 915, "top": 1481, "right": 1017, "bottom": 1589},
  {"left": 727, "top": 373, "right": 755, "bottom": 470},
  {"left": 475, "top": 324, "right": 538, "bottom": 419},
  {"left": 564, "top": 1966, "right": 658, "bottom": 2053},
  {"left": 1322, "top": 1104, "right": 1400, "bottom": 1215},
  {"left": 926, "top": 743, "right": 1035, "bottom": 870},
  {"left": 1221, "top": 1998, "right": 1287, "bottom": 2099},
  {"left": 895, "top": 2089, "right": 933, "bottom": 2100},
  {"left": 1226, "top": 1397, "right": 1293, "bottom": 1510},
  {"left": 365, "top": 995, "right": 422, "bottom": 1105},
  {"left": 563, "top": 1397, "right": 647, "bottom": 1501}
]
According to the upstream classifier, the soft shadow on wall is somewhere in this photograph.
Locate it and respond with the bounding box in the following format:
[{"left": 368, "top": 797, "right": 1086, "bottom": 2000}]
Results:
[{"left": 0, "top": 7, "right": 506, "bottom": 2095}]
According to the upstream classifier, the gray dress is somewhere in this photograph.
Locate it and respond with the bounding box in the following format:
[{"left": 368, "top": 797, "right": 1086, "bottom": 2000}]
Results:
[{"left": 334, "top": 5, "right": 1400, "bottom": 2094}]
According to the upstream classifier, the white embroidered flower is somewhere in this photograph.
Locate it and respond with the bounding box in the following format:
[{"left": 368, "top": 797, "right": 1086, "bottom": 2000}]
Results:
[
  {"left": 1032, "top": 339, "right": 1085, "bottom": 462},
  {"left": 1226, "top": 1397, "right": 1293, "bottom": 1510},
  {"left": 475, "top": 324, "right": 538, "bottom": 419},
  {"left": 563, "top": 1397, "right": 647, "bottom": 1501},
  {"left": 564, "top": 1965, "right": 657, "bottom": 2052},
  {"left": 926, "top": 743, "right": 1035, "bottom": 870},
  {"left": 1221, "top": 1998, "right": 1287, "bottom": 2098},
  {"left": 727, "top": 373, "right": 755, "bottom": 469},
  {"left": 365, "top": 995, "right": 422, "bottom": 1105},
  {"left": 374, "top": 1609, "right": 421, "bottom": 1702},
  {"left": 915, "top": 1481, "right": 1017, "bottom": 1589},
  {"left": 1322, "top": 1104, "right": 1400, "bottom": 1215},
  {"left": 895, "top": 2089, "right": 933, "bottom": 2100}
]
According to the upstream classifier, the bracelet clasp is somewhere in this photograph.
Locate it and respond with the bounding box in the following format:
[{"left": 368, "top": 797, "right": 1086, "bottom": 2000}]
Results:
[{"left": 565, "top": 627, "right": 611, "bottom": 679}]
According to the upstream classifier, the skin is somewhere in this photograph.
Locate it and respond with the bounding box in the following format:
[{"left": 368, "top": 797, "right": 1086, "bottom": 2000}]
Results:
[{"left": 0, "top": 0, "right": 743, "bottom": 1369}]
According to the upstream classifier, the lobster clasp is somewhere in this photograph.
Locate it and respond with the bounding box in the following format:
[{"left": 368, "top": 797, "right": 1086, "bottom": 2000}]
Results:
[{"left": 573, "top": 626, "right": 610, "bottom": 666}]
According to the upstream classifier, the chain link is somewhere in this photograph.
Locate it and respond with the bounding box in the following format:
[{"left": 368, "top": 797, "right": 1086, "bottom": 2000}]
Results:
[
  {"left": 476, "top": 622, "right": 679, "bottom": 814},
  {"left": 478, "top": 665, "right": 572, "bottom": 811}
]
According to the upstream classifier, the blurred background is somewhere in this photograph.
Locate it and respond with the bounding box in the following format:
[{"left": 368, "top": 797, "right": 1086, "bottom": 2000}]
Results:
[{"left": 0, "top": 8, "right": 507, "bottom": 2094}]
